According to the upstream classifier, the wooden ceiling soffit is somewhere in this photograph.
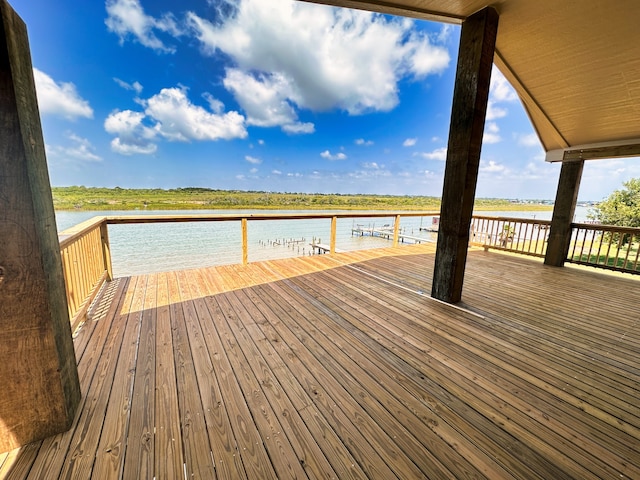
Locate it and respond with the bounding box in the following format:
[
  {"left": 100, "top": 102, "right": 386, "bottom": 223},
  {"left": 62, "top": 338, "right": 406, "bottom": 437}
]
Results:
[
  {"left": 296, "top": 0, "right": 464, "bottom": 24},
  {"left": 546, "top": 139, "right": 640, "bottom": 162},
  {"left": 493, "top": 51, "right": 568, "bottom": 152}
]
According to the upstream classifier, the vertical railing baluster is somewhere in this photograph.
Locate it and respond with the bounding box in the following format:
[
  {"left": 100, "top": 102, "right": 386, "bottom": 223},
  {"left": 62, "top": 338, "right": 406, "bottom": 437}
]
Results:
[
  {"left": 393, "top": 215, "right": 400, "bottom": 247},
  {"left": 330, "top": 216, "right": 337, "bottom": 254},
  {"left": 242, "top": 218, "right": 248, "bottom": 265}
]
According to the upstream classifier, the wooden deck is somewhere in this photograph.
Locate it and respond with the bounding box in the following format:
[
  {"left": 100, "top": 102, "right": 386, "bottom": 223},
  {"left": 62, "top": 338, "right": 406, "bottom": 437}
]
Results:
[{"left": 1, "top": 244, "right": 638, "bottom": 479}]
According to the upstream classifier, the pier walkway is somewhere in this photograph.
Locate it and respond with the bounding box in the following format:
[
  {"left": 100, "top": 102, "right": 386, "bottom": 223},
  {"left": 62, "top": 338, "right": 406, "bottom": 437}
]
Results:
[{"left": 1, "top": 243, "right": 638, "bottom": 479}]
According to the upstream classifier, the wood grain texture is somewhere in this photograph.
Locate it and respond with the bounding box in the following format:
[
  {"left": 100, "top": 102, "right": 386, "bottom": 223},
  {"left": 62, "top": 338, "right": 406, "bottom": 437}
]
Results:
[
  {"left": 0, "top": 1, "right": 79, "bottom": 451},
  {"left": 2, "top": 244, "right": 637, "bottom": 479},
  {"left": 432, "top": 7, "right": 498, "bottom": 303}
]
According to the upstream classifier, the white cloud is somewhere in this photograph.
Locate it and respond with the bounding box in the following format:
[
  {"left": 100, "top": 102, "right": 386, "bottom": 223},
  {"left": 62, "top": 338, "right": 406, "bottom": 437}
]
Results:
[
  {"left": 249, "top": 167, "right": 258, "bottom": 174},
  {"left": 282, "top": 122, "right": 315, "bottom": 134},
  {"left": 485, "top": 101, "right": 508, "bottom": 121},
  {"left": 272, "top": 169, "right": 282, "bottom": 175},
  {"left": 362, "top": 162, "right": 380, "bottom": 169},
  {"left": 321, "top": 150, "right": 347, "bottom": 161},
  {"left": 355, "top": 138, "right": 374, "bottom": 146},
  {"left": 403, "top": 137, "right": 417, "bottom": 147},
  {"left": 46, "top": 133, "right": 102, "bottom": 163},
  {"left": 483, "top": 122, "right": 501, "bottom": 144},
  {"left": 188, "top": 0, "right": 450, "bottom": 120},
  {"left": 490, "top": 68, "right": 518, "bottom": 103},
  {"left": 145, "top": 87, "right": 247, "bottom": 141},
  {"left": 104, "top": 109, "right": 157, "bottom": 155},
  {"left": 223, "top": 68, "right": 297, "bottom": 126},
  {"left": 104, "top": 87, "right": 246, "bottom": 155},
  {"left": 110, "top": 137, "right": 158, "bottom": 155},
  {"left": 105, "top": 0, "right": 181, "bottom": 53},
  {"left": 202, "top": 92, "right": 224, "bottom": 113},
  {"left": 245, "top": 155, "right": 261, "bottom": 164},
  {"left": 480, "top": 159, "right": 506, "bottom": 173},
  {"left": 436, "top": 24, "right": 454, "bottom": 44},
  {"left": 485, "top": 68, "right": 518, "bottom": 120},
  {"left": 517, "top": 132, "right": 540, "bottom": 147},
  {"left": 114, "top": 78, "right": 143, "bottom": 94},
  {"left": 33, "top": 68, "right": 93, "bottom": 120},
  {"left": 416, "top": 147, "right": 447, "bottom": 161}
]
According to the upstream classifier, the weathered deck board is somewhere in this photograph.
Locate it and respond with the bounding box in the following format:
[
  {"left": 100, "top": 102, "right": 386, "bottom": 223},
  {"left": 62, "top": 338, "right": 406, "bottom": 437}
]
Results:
[{"left": 2, "top": 243, "right": 638, "bottom": 479}]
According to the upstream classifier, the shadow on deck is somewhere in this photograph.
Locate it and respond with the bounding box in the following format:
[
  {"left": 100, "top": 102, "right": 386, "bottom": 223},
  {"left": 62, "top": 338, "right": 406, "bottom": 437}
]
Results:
[{"left": 1, "top": 244, "right": 638, "bottom": 479}]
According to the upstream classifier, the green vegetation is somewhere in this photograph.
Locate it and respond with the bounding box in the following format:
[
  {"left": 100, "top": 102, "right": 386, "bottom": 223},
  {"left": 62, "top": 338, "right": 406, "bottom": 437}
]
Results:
[
  {"left": 588, "top": 178, "right": 640, "bottom": 243},
  {"left": 51, "top": 186, "right": 554, "bottom": 212}
]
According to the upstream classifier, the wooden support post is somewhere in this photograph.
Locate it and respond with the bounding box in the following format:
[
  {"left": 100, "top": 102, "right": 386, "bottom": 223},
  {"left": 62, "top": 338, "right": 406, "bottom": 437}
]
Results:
[
  {"left": 330, "top": 216, "right": 337, "bottom": 254},
  {"left": 393, "top": 215, "right": 401, "bottom": 247},
  {"left": 544, "top": 160, "right": 584, "bottom": 267},
  {"left": 0, "top": 1, "right": 80, "bottom": 452},
  {"left": 241, "top": 218, "right": 248, "bottom": 265},
  {"left": 100, "top": 220, "right": 113, "bottom": 281},
  {"left": 432, "top": 7, "right": 499, "bottom": 304}
]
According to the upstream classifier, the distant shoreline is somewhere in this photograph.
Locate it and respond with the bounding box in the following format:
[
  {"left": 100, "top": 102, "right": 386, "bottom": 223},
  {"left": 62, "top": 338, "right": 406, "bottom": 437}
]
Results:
[{"left": 52, "top": 186, "right": 554, "bottom": 212}]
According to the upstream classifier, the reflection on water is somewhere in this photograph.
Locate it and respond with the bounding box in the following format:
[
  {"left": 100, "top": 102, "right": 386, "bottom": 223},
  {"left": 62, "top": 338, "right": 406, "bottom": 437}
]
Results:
[{"left": 55, "top": 207, "right": 588, "bottom": 277}]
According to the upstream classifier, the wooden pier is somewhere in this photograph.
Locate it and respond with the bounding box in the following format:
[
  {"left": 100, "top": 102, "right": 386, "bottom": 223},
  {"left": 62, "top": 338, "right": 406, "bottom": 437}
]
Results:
[
  {"left": 310, "top": 243, "right": 345, "bottom": 254},
  {"left": 352, "top": 224, "right": 433, "bottom": 244}
]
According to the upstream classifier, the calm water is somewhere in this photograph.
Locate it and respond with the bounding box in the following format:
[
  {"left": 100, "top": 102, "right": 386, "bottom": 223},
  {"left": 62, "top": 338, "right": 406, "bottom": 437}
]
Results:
[{"left": 56, "top": 207, "right": 590, "bottom": 277}]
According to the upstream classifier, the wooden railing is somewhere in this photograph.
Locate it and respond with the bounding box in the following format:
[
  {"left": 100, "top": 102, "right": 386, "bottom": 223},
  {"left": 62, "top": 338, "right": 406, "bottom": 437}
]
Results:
[
  {"left": 567, "top": 223, "right": 640, "bottom": 274},
  {"left": 469, "top": 216, "right": 551, "bottom": 257},
  {"left": 58, "top": 217, "right": 112, "bottom": 331},
  {"left": 105, "top": 211, "right": 439, "bottom": 256},
  {"left": 58, "top": 212, "right": 638, "bottom": 330},
  {"left": 58, "top": 212, "right": 437, "bottom": 330}
]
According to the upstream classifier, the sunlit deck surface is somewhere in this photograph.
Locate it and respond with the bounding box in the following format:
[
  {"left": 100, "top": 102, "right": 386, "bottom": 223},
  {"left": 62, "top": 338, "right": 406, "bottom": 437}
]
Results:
[{"left": 1, "top": 244, "right": 639, "bottom": 479}]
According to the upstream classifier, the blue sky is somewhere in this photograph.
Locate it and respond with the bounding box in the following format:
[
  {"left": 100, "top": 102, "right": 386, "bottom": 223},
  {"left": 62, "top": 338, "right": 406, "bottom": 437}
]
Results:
[{"left": 11, "top": 0, "right": 640, "bottom": 200}]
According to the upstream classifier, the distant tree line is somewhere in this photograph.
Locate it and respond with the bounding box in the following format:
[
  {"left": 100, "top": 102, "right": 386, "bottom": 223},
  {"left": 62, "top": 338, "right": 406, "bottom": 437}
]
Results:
[{"left": 51, "top": 186, "right": 550, "bottom": 212}]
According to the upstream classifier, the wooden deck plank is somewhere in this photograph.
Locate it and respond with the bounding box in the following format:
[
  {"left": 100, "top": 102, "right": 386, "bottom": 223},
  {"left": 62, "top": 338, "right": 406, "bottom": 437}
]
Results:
[
  {"left": 92, "top": 276, "right": 146, "bottom": 479},
  {"left": 282, "top": 272, "right": 556, "bottom": 480},
  {"left": 153, "top": 272, "right": 184, "bottom": 479},
  {"left": 237, "top": 285, "right": 418, "bottom": 478},
  {"left": 220, "top": 287, "right": 344, "bottom": 479},
  {"left": 175, "top": 276, "right": 247, "bottom": 479},
  {"left": 355, "top": 254, "right": 640, "bottom": 417},
  {"left": 316, "top": 264, "right": 638, "bottom": 479},
  {"left": 196, "top": 268, "right": 370, "bottom": 480},
  {"left": 122, "top": 273, "right": 157, "bottom": 479},
  {"left": 211, "top": 292, "right": 311, "bottom": 479},
  {"left": 250, "top": 280, "right": 475, "bottom": 480},
  {"left": 174, "top": 269, "right": 277, "bottom": 479},
  {"left": 332, "top": 268, "right": 631, "bottom": 475},
  {"left": 166, "top": 271, "right": 218, "bottom": 479}
]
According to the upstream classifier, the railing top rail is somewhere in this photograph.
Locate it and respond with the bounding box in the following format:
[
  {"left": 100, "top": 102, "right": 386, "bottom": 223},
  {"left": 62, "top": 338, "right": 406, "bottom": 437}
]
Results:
[
  {"left": 471, "top": 215, "right": 551, "bottom": 224},
  {"left": 571, "top": 222, "right": 640, "bottom": 234},
  {"left": 58, "top": 216, "right": 107, "bottom": 249},
  {"left": 104, "top": 211, "right": 440, "bottom": 224}
]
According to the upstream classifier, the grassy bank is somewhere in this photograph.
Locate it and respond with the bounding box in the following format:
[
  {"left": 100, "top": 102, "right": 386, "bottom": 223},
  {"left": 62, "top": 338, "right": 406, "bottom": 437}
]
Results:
[{"left": 52, "top": 186, "right": 553, "bottom": 212}]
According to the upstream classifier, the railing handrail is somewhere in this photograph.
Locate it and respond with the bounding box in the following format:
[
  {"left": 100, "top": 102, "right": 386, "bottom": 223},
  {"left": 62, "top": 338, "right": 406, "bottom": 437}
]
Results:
[
  {"left": 59, "top": 216, "right": 107, "bottom": 249},
  {"left": 570, "top": 222, "right": 640, "bottom": 234},
  {"left": 471, "top": 215, "right": 551, "bottom": 225},
  {"left": 104, "top": 211, "right": 440, "bottom": 224}
]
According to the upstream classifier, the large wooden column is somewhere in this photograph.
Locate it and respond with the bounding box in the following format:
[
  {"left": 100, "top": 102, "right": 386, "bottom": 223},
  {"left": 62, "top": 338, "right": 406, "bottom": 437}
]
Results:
[
  {"left": 544, "top": 160, "right": 584, "bottom": 267},
  {"left": 0, "top": 1, "right": 80, "bottom": 452},
  {"left": 432, "top": 7, "right": 499, "bottom": 303}
]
